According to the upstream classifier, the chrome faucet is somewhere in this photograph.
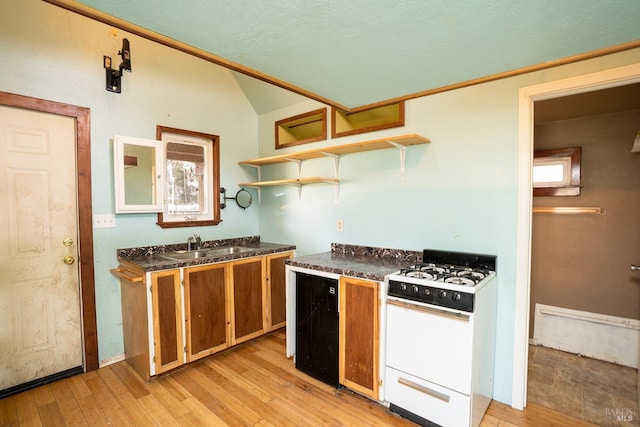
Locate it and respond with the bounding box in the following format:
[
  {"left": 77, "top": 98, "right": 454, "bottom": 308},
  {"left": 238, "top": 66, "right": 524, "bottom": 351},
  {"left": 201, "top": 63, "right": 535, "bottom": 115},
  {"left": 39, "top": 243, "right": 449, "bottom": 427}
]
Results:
[{"left": 187, "top": 234, "right": 202, "bottom": 252}]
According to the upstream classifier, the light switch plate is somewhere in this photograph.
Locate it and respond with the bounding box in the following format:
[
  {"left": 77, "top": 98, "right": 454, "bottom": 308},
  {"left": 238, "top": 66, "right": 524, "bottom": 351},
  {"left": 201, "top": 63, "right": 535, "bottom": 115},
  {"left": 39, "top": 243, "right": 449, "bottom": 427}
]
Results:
[{"left": 93, "top": 214, "right": 116, "bottom": 228}]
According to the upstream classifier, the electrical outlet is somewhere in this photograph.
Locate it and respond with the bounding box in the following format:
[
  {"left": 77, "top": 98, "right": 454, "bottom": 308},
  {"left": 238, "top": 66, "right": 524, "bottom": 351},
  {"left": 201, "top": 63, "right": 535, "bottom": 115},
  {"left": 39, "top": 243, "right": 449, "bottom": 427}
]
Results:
[
  {"left": 93, "top": 214, "right": 116, "bottom": 228},
  {"left": 336, "top": 219, "right": 344, "bottom": 232}
]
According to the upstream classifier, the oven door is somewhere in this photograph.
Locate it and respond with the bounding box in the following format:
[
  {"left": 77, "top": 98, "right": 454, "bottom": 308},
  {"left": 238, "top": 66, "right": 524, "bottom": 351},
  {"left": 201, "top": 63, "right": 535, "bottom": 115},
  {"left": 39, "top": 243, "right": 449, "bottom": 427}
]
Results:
[{"left": 385, "top": 298, "right": 474, "bottom": 395}]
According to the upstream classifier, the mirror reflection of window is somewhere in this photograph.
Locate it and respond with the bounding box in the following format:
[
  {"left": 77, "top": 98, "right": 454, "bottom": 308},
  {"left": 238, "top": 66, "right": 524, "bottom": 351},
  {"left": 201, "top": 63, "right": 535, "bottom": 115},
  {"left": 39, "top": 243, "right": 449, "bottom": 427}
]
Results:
[{"left": 124, "top": 144, "right": 155, "bottom": 205}]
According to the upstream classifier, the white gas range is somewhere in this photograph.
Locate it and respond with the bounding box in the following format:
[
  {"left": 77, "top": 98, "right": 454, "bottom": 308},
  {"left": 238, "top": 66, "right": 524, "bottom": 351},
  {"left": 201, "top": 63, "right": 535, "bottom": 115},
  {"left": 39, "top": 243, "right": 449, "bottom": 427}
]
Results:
[{"left": 384, "top": 249, "right": 497, "bottom": 427}]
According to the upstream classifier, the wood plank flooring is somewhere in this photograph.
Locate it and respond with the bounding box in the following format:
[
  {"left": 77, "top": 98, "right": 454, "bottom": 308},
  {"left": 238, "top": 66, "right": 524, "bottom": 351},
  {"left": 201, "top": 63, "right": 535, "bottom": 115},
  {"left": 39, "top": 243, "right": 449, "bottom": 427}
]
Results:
[{"left": 0, "top": 329, "right": 597, "bottom": 426}]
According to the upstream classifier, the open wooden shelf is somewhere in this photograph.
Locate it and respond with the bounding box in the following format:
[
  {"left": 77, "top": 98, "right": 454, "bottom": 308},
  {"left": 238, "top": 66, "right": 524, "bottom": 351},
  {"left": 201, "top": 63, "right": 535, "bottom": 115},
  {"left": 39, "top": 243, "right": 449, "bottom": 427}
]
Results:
[
  {"left": 240, "top": 177, "right": 339, "bottom": 187},
  {"left": 238, "top": 134, "right": 429, "bottom": 168},
  {"left": 238, "top": 133, "right": 429, "bottom": 203}
]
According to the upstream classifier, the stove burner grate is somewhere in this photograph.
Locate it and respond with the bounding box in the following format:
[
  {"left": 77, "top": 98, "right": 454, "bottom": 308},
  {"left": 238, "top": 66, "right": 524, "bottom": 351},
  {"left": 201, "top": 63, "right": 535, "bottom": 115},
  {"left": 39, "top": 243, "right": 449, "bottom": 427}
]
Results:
[{"left": 398, "top": 263, "right": 489, "bottom": 286}]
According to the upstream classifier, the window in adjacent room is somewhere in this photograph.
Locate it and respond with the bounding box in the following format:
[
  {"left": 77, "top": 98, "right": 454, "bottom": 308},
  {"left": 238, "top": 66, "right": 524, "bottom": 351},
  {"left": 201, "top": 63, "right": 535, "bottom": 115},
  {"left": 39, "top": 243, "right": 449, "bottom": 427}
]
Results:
[{"left": 533, "top": 147, "right": 581, "bottom": 196}]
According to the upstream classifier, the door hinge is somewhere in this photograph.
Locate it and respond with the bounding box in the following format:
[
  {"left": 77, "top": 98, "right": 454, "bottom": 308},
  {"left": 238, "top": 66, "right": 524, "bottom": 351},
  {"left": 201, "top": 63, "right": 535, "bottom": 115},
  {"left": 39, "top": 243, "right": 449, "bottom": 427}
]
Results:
[{"left": 152, "top": 354, "right": 156, "bottom": 363}]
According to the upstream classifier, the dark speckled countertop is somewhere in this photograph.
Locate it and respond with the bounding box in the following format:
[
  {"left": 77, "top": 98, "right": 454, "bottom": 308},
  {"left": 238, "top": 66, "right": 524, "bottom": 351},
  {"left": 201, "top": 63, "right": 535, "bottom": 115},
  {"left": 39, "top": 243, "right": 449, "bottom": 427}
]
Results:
[
  {"left": 285, "top": 243, "right": 421, "bottom": 282},
  {"left": 117, "top": 235, "right": 296, "bottom": 272}
]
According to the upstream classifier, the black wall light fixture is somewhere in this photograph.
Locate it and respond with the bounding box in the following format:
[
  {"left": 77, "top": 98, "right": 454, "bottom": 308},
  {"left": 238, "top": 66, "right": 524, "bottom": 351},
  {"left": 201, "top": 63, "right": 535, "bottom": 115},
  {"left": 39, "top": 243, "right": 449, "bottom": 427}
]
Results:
[{"left": 103, "top": 38, "right": 131, "bottom": 93}]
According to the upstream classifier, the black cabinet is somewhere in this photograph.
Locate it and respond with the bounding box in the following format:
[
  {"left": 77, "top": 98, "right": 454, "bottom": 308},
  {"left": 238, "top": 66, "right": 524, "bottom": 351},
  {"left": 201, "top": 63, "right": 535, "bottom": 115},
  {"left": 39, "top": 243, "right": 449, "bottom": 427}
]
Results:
[{"left": 295, "top": 272, "right": 339, "bottom": 387}]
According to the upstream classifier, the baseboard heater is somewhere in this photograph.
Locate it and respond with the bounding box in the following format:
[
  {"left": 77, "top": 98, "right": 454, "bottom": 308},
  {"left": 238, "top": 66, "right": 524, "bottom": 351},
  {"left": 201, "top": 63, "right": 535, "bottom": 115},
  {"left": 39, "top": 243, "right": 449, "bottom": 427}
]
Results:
[{"left": 532, "top": 303, "right": 639, "bottom": 368}]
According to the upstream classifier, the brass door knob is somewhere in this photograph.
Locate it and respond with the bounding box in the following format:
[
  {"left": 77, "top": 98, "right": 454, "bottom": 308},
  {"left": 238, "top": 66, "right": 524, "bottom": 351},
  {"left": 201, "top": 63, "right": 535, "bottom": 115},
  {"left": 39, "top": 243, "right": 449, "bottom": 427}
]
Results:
[
  {"left": 63, "top": 238, "right": 74, "bottom": 247},
  {"left": 63, "top": 255, "right": 75, "bottom": 265}
]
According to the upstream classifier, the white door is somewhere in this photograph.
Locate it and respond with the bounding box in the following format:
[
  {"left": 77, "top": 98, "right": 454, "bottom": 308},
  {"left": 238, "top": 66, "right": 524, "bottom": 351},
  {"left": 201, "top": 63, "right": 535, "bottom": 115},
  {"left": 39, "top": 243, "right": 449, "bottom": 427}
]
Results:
[{"left": 0, "top": 105, "right": 83, "bottom": 391}]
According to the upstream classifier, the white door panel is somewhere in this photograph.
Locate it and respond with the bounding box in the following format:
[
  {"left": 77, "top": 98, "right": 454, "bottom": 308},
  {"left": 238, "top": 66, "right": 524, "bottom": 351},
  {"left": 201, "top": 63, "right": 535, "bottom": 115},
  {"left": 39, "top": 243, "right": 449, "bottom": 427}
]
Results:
[{"left": 0, "top": 105, "right": 82, "bottom": 390}]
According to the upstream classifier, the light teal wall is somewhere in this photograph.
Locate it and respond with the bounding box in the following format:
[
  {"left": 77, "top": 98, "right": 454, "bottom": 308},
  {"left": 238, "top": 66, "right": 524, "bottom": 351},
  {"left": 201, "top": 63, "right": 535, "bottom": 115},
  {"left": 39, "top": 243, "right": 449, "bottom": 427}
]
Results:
[
  {"left": 3, "top": 0, "right": 640, "bottom": 408},
  {"left": 256, "top": 51, "right": 640, "bottom": 404},
  {"left": 0, "top": 1, "right": 260, "bottom": 362}
]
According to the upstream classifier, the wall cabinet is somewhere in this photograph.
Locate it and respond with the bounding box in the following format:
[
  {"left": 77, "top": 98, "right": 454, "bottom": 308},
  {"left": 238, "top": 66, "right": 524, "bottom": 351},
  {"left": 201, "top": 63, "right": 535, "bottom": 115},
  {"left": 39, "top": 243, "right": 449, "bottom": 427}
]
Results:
[
  {"left": 339, "top": 276, "right": 380, "bottom": 400},
  {"left": 113, "top": 135, "right": 163, "bottom": 213},
  {"left": 114, "top": 251, "right": 294, "bottom": 380}
]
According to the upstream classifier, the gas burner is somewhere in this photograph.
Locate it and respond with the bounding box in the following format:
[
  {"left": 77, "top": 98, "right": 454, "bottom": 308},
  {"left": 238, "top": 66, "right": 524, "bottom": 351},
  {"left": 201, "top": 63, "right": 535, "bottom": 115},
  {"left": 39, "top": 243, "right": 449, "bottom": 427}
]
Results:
[
  {"left": 444, "top": 276, "right": 476, "bottom": 286},
  {"left": 406, "top": 270, "right": 437, "bottom": 280},
  {"left": 456, "top": 269, "right": 487, "bottom": 282}
]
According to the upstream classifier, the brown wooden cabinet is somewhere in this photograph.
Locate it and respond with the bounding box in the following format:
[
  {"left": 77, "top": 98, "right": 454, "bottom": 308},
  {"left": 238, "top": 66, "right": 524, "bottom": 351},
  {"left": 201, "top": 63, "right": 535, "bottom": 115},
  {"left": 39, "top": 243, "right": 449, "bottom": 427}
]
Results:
[
  {"left": 184, "top": 263, "right": 229, "bottom": 362},
  {"left": 229, "top": 257, "right": 265, "bottom": 345},
  {"left": 116, "top": 250, "right": 294, "bottom": 380},
  {"left": 339, "top": 276, "right": 380, "bottom": 400},
  {"left": 265, "top": 251, "right": 293, "bottom": 331},
  {"left": 151, "top": 269, "right": 184, "bottom": 375}
]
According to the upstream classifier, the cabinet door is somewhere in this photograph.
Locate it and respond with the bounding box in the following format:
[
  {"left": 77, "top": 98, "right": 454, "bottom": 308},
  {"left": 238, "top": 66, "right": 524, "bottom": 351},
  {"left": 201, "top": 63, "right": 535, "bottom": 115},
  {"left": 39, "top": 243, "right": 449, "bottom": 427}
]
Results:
[
  {"left": 151, "top": 269, "right": 184, "bottom": 374},
  {"left": 266, "top": 251, "right": 293, "bottom": 332},
  {"left": 339, "top": 276, "right": 380, "bottom": 399},
  {"left": 185, "top": 263, "right": 229, "bottom": 362},
  {"left": 230, "top": 257, "right": 265, "bottom": 345}
]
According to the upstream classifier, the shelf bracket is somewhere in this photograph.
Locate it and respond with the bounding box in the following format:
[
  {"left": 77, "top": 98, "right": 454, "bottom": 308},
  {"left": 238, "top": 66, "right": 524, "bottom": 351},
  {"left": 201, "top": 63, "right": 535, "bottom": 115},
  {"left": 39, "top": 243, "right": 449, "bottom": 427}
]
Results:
[
  {"left": 386, "top": 141, "right": 407, "bottom": 175},
  {"left": 320, "top": 152, "right": 340, "bottom": 179},
  {"left": 285, "top": 158, "right": 302, "bottom": 179},
  {"left": 242, "top": 164, "right": 262, "bottom": 181}
]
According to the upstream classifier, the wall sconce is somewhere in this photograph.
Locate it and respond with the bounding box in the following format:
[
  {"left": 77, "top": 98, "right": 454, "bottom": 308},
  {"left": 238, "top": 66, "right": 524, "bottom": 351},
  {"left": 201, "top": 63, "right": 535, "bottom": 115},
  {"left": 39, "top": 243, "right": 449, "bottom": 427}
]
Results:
[
  {"left": 631, "top": 131, "right": 640, "bottom": 153},
  {"left": 103, "top": 38, "right": 131, "bottom": 93}
]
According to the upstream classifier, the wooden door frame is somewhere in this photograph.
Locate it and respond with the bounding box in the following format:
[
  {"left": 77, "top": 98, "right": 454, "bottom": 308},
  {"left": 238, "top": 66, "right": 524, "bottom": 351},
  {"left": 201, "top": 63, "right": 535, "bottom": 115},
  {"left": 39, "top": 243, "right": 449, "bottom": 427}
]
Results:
[
  {"left": 0, "top": 91, "right": 98, "bottom": 372},
  {"left": 512, "top": 63, "right": 640, "bottom": 409}
]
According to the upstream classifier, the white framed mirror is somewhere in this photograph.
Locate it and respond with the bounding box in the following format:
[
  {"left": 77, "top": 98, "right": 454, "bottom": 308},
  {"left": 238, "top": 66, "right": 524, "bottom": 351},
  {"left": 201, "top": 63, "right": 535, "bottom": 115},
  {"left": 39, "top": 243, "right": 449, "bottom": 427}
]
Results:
[{"left": 114, "top": 135, "right": 163, "bottom": 213}]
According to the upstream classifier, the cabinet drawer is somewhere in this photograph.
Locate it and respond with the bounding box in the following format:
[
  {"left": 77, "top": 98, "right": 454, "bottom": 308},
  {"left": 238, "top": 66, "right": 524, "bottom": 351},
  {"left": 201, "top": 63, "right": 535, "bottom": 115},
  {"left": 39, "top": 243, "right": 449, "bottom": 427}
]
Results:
[{"left": 385, "top": 367, "right": 470, "bottom": 427}]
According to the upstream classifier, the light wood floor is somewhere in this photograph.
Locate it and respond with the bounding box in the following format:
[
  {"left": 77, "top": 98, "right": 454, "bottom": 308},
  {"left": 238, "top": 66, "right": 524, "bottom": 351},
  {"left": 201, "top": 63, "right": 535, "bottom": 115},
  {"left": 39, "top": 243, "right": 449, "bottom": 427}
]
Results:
[{"left": 0, "top": 329, "right": 597, "bottom": 426}]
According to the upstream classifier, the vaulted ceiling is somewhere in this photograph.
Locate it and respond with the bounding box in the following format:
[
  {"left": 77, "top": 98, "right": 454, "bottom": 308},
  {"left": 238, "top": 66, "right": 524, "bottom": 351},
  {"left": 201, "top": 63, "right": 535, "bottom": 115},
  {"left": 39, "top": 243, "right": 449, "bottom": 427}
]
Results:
[{"left": 47, "top": 0, "right": 640, "bottom": 112}]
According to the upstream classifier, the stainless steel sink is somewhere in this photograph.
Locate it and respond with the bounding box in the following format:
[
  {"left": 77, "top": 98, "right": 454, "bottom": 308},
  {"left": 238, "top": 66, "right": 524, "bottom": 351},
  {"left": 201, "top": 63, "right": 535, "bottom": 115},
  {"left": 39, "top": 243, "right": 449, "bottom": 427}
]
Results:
[
  {"left": 161, "top": 246, "right": 253, "bottom": 260},
  {"left": 207, "top": 246, "right": 253, "bottom": 255},
  {"left": 162, "top": 250, "right": 211, "bottom": 260}
]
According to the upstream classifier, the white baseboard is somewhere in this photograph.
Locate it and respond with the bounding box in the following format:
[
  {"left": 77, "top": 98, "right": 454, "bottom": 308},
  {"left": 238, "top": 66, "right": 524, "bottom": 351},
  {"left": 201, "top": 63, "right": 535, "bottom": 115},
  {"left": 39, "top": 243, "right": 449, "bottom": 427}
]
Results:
[
  {"left": 99, "top": 353, "right": 125, "bottom": 368},
  {"left": 532, "top": 303, "right": 639, "bottom": 368}
]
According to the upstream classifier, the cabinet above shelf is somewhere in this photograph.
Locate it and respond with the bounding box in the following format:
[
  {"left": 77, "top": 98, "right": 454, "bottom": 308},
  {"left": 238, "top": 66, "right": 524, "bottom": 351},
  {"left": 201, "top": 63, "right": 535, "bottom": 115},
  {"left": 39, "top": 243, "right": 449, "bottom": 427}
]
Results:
[{"left": 238, "top": 134, "right": 430, "bottom": 167}]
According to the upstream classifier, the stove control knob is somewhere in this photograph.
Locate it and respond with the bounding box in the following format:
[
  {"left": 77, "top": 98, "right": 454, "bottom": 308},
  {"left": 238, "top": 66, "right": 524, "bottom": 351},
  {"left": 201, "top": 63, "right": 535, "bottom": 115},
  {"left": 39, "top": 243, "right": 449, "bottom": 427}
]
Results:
[
  {"left": 452, "top": 292, "right": 462, "bottom": 301},
  {"left": 438, "top": 290, "right": 447, "bottom": 299},
  {"left": 424, "top": 288, "right": 431, "bottom": 296},
  {"left": 399, "top": 283, "right": 407, "bottom": 291},
  {"left": 411, "top": 285, "right": 419, "bottom": 294}
]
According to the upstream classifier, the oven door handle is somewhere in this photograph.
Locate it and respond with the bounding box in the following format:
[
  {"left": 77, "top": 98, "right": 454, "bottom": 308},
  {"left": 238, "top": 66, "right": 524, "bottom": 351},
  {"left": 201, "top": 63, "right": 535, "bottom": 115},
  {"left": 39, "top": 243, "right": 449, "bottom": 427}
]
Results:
[
  {"left": 386, "top": 298, "right": 470, "bottom": 322},
  {"left": 397, "top": 377, "right": 451, "bottom": 403}
]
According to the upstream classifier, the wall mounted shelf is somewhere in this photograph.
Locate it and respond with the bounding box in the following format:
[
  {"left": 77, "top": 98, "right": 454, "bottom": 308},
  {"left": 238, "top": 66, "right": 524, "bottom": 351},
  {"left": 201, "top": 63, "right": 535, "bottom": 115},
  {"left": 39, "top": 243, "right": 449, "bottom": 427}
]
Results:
[
  {"left": 533, "top": 206, "right": 603, "bottom": 215},
  {"left": 238, "top": 133, "right": 430, "bottom": 203}
]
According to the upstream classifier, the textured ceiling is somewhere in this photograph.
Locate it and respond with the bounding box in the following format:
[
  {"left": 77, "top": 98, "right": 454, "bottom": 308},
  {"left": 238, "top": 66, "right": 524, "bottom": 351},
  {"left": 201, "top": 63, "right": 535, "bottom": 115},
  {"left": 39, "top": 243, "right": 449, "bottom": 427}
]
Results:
[{"left": 72, "top": 0, "right": 640, "bottom": 109}]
